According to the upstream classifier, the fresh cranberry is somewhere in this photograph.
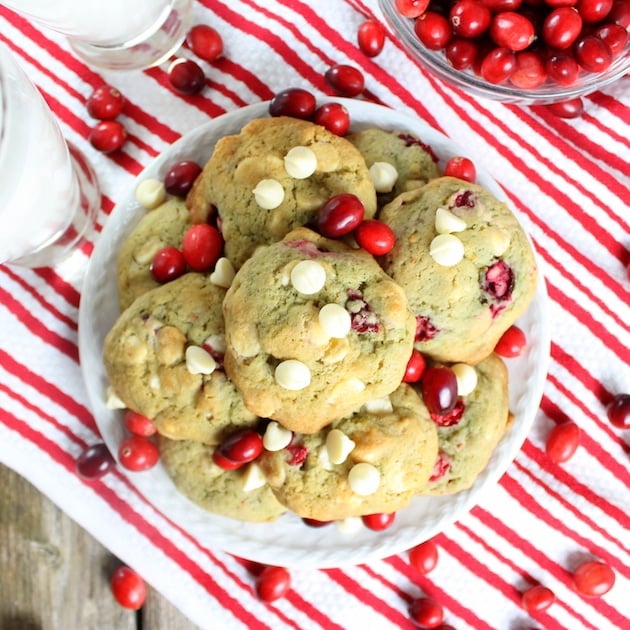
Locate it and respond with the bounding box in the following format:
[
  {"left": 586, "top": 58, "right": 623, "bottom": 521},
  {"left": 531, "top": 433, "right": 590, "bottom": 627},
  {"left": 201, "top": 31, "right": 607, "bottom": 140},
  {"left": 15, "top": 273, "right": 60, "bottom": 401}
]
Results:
[
  {"left": 489, "top": 11, "right": 535, "bottom": 50},
  {"left": 494, "top": 324, "right": 527, "bottom": 357},
  {"left": 212, "top": 449, "right": 242, "bottom": 470},
  {"left": 118, "top": 436, "right": 160, "bottom": 471},
  {"left": 182, "top": 224, "right": 223, "bottom": 271},
  {"left": 215, "top": 429, "right": 263, "bottom": 469},
  {"left": 592, "top": 22, "right": 628, "bottom": 56},
  {"left": 606, "top": 393, "right": 630, "bottom": 429},
  {"left": 511, "top": 50, "right": 548, "bottom": 88},
  {"left": 545, "top": 421, "right": 580, "bottom": 463},
  {"left": 164, "top": 160, "right": 202, "bottom": 197},
  {"left": 547, "top": 52, "right": 581, "bottom": 85},
  {"left": 255, "top": 566, "right": 291, "bottom": 602},
  {"left": 269, "top": 88, "right": 316, "bottom": 119},
  {"left": 86, "top": 84, "right": 125, "bottom": 120},
  {"left": 546, "top": 97, "right": 584, "bottom": 117},
  {"left": 354, "top": 219, "right": 396, "bottom": 255},
  {"left": 542, "top": 7, "right": 583, "bottom": 49},
  {"left": 150, "top": 247, "right": 187, "bottom": 283},
  {"left": 483, "top": 260, "right": 514, "bottom": 301},
  {"left": 395, "top": 0, "right": 431, "bottom": 17},
  {"left": 75, "top": 443, "right": 115, "bottom": 480},
  {"left": 444, "top": 156, "right": 476, "bottom": 182},
  {"left": 89, "top": 120, "right": 127, "bottom": 153},
  {"left": 358, "top": 20, "right": 386, "bottom": 57},
  {"left": 313, "top": 102, "right": 351, "bottom": 136},
  {"left": 415, "top": 12, "right": 452, "bottom": 50},
  {"left": 362, "top": 512, "right": 396, "bottom": 531},
  {"left": 572, "top": 560, "right": 615, "bottom": 597},
  {"left": 123, "top": 410, "right": 157, "bottom": 437},
  {"left": 409, "top": 596, "right": 444, "bottom": 628},
  {"left": 302, "top": 517, "right": 333, "bottom": 527},
  {"left": 325, "top": 64, "right": 365, "bottom": 96},
  {"left": 317, "top": 193, "right": 365, "bottom": 237},
  {"left": 609, "top": 0, "right": 630, "bottom": 27},
  {"left": 574, "top": 35, "right": 613, "bottom": 72},
  {"left": 186, "top": 24, "right": 223, "bottom": 61},
  {"left": 403, "top": 349, "right": 427, "bottom": 383},
  {"left": 421, "top": 366, "right": 458, "bottom": 415},
  {"left": 415, "top": 315, "right": 440, "bottom": 341},
  {"left": 451, "top": 0, "right": 492, "bottom": 38},
  {"left": 286, "top": 444, "right": 309, "bottom": 466},
  {"left": 521, "top": 584, "right": 556, "bottom": 613},
  {"left": 346, "top": 290, "right": 381, "bottom": 333},
  {"left": 445, "top": 37, "right": 479, "bottom": 69},
  {"left": 482, "top": 0, "right": 524, "bottom": 8},
  {"left": 431, "top": 399, "right": 465, "bottom": 426},
  {"left": 409, "top": 540, "right": 439, "bottom": 574},
  {"left": 167, "top": 58, "right": 205, "bottom": 94},
  {"left": 576, "top": 0, "right": 614, "bottom": 23},
  {"left": 110, "top": 565, "right": 147, "bottom": 610},
  {"left": 480, "top": 46, "right": 517, "bottom": 83}
]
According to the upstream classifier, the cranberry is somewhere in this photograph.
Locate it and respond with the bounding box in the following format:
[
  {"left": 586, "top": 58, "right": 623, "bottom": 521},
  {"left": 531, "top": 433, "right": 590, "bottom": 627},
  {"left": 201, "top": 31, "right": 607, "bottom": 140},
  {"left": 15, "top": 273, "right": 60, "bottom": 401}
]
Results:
[
  {"left": 444, "top": 156, "right": 476, "bottom": 182},
  {"left": 521, "top": 584, "right": 555, "bottom": 613},
  {"left": 182, "top": 224, "right": 223, "bottom": 271},
  {"left": 415, "top": 12, "right": 452, "bottom": 50},
  {"left": 421, "top": 366, "right": 458, "bottom": 415},
  {"left": 302, "top": 517, "right": 332, "bottom": 527},
  {"left": 325, "top": 64, "right": 365, "bottom": 96},
  {"left": 89, "top": 120, "right": 127, "bottom": 153},
  {"left": 430, "top": 452, "right": 451, "bottom": 481},
  {"left": 313, "top": 102, "right": 351, "bottom": 136},
  {"left": 214, "top": 429, "right": 263, "bottom": 470},
  {"left": 403, "top": 349, "right": 427, "bottom": 383},
  {"left": 409, "top": 540, "right": 439, "bottom": 574},
  {"left": 86, "top": 84, "right": 125, "bottom": 120},
  {"left": 358, "top": 20, "right": 386, "bottom": 57},
  {"left": 409, "top": 596, "right": 444, "bottom": 628},
  {"left": 572, "top": 560, "right": 615, "bottom": 597},
  {"left": 482, "top": 0, "right": 524, "bottom": 8},
  {"left": 123, "top": 410, "right": 157, "bottom": 437},
  {"left": 609, "top": 0, "right": 630, "bottom": 27},
  {"left": 480, "top": 46, "right": 517, "bottom": 83},
  {"left": 494, "top": 324, "right": 527, "bottom": 357},
  {"left": 483, "top": 260, "right": 514, "bottom": 301},
  {"left": 431, "top": 399, "right": 465, "bottom": 426},
  {"left": 346, "top": 290, "right": 381, "bottom": 333},
  {"left": 164, "top": 160, "right": 202, "bottom": 197},
  {"left": 445, "top": 37, "right": 479, "bottom": 69},
  {"left": 574, "top": 35, "right": 613, "bottom": 72},
  {"left": 110, "top": 565, "right": 147, "bottom": 610},
  {"left": 354, "top": 219, "right": 396, "bottom": 255},
  {"left": 168, "top": 58, "right": 205, "bottom": 94},
  {"left": 546, "top": 97, "right": 584, "bottom": 118},
  {"left": 606, "top": 393, "right": 630, "bottom": 429},
  {"left": 450, "top": 0, "right": 492, "bottom": 38},
  {"left": 542, "top": 7, "right": 583, "bottom": 49},
  {"left": 593, "top": 22, "right": 628, "bottom": 57},
  {"left": 490, "top": 11, "right": 535, "bottom": 50},
  {"left": 415, "top": 315, "right": 440, "bottom": 341},
  {"left": 150, "top": 247, "right": 187, "bottom": 283},
  {"left": 255, "top": 566, "right": 291, "bottom": 602},
  {"left": 396, "top": 0, "right": 431, "bottom": 17},
  {"left": 186, "top": 24, "right": 223, "bottom": 61},
  {"left": 547, "top": 52, "right": 581, "bottom": 85},
  {"left": 511, "top": 50, "right": 548, "bottom": 88},
  {"left": 212, "top": 449, "right": 242, "bottom": 470},
  {"left": 317, "top": 193, "right": 365, "bottom": 237},
  {"left": 75, "top": 443, "right": 115, "bottom": 480},
  {"left": 576, "top": 0, "right": 614, "bottom": 23},
  {"left": 545, "top": 421, "right": 580, "bottom": 463},
  {"left": 118, "top": 436, "right": 160, "bottom": 471},
  {"left": 269, "top": 88, "right": 316, "bottom": 119},
  {"left": 362, "top": 512, "right": 396, "bottom": 531}
]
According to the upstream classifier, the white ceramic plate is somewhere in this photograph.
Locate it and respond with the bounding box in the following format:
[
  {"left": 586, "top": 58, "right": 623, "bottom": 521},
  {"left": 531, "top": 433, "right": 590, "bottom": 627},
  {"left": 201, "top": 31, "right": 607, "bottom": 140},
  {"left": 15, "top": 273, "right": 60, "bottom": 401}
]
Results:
[{"left": 78, "top": 99, "right": 550, "bottom": 569}]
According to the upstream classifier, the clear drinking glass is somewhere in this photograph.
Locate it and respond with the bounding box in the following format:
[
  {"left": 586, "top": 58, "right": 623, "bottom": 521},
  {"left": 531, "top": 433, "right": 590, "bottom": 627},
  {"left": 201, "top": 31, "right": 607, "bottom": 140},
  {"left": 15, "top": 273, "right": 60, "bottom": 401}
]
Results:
[
  {"left": 0, "top": 42, "right": 100, "bottom": 268},
  {"left": 0, "top": 0, "right": 193, "bottom": 71}
]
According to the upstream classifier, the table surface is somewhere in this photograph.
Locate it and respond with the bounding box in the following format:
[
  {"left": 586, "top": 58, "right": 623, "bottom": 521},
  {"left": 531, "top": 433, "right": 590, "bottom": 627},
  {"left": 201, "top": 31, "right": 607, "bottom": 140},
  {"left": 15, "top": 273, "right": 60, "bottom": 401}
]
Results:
[{"left": 1, "top": 1, "right": 629, "bottom": 629}]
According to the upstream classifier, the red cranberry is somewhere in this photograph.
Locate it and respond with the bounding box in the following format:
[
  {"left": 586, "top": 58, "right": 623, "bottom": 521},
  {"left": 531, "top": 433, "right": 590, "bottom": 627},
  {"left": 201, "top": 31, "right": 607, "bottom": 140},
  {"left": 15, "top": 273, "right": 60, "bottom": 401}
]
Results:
[
  {"left": 395, "top": 0, "right": 431, "bottom": 18},
  {"left": 89, "top": 120, "right": 127, "bottom": 153},
  {"left": 255, "top": 566, "right": 291, "bottom": 602},
  {"left": 403, "top": 349, "right": 427, "bottom": 383},
  {"left": 609, "top": 0, "right": 630, "bottom": 27},
  {"left": 576, "top": 0, "right": 614, "bottom": 23},
  {"left": 482, "top": 0, "right": 524, "bottom": 9},
  {"left": 118, "top": 436, "right": 160, "bottom": 471},
  {"left": 186, "top": 24, "right": 223, "bottom": 61},
  {"left": 182, "top": 224, "right": 223, "bottom": 272},
  {"left": 212, "top": 449, "right": 242, "bottom": 470},
  {"left": 86, "top": 84, "right": 125, "bottom": 120},
  {"left": 521, "top": 584, "right": 556, "bottom": 613},
  {"left": 450, "top": 0, "right": 491, "bottom": 38},
  {"left": 313, "top": 102, "right": 351, "bottom": 136},
  {"left": 123, "top": 410, "right": 157, "bottom": 437},
  {"left": 214, "top": 429, "right": 263, "bottom": 470},
  {"left": 415, "top": 11, "right": 452, "bottom": 50},
  {"left": 317, "top": 193, "right": 365, "bottom": 238},
  {"left": 430, "top": 451, "right": 451, "bottom": 481},
  {"left": 483, "top": 260, "right": 514, "bottom": 301},
  {"left": 445, "top": 36, "right": 479, "bottom": 69},
  {"left": 421, "top": 366, "right": 458, "bottom": 415},
  {"left": 325, "top": 64, "right": 365, "bottom": 96},
  {"left": 546, "top": 97, "right": 584, "bottom": 118},
  {"left": 494, "top": 324, "right": 527, "bottom": 357},
  {"left": 167, "top": 58, "right": 205, "bottom": 94},
  {"left": 164, "top": 160, "right": 202, "bottom": 197},
  {"left": 480, "top": 46, "right": 517, "bottom": 83},
  {"left": 354, "top": 219, "right": 396, "bottom": 255},
  {"left": 574, "top": 34, "right": 613, "bottom": 72},
  {"left": 542, "top": 7, "right": 583, "bottom": 49},
  {"left": 362, "top": 512, "right": 396, "bottom": 531},
  {"left": 593, "top": 22, "right": 628, "bottom": 57},
  {"left": 358, "top": 20, "right": 386, "bottom": 57},
  {"left": 302, "top": 517, "right": 332, "bottom": 527},
  {"left": 346, "top": 290, "right": 381, "bottom": 333},
  {"left": 75, "top": 443, "right": 115, "bottom": 480},
  {"left": 547, "top": 52, "right": 581, "bottom": 85},
  {"left": 409, "top": 540, "right": 439, "bottom": 574},
  {"left": 490, "top": 11, "right": 535, "bottom": 50},
  {"left": 572, "top": 560, "right": 615, "bottom": 597},
  {"left": 606, "top": 393, "right": 630, "bottom": 429},
  {"left": 150, "top": 247, "right": 187, "bottom": 283},
  {"left": 415, "top": 315, "right": 440, "bottom": 341},
  {"left": 269, "top": 88, "right": 316, "bottom": 119},
  {"left": 511, "top": 50, "right": 548, "bottom": 88},
  {"left": 409, "top": 596, "right": 444, "bottom": 628},
  {"left": 444, "top": 156, "right": 476, "bottom": 182},
  {"left": 111, "top": 565, "right": 147, "bottom": 610},
  {"left": 431, "top": 398, "right": 465, "bottom": 427},
  {"left": 545, "top": 421, "right": 580, "bottom": 463}
]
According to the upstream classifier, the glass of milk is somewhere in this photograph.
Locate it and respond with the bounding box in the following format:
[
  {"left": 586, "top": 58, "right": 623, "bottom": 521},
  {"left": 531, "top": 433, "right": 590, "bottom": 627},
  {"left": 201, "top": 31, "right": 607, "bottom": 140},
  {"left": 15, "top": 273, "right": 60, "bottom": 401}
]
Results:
[
  {"left": 0, "top": 0, "right": 193, "bottom": 70},
  {"left": 0, "top": 43, "right": 100, "bottom": 268}
]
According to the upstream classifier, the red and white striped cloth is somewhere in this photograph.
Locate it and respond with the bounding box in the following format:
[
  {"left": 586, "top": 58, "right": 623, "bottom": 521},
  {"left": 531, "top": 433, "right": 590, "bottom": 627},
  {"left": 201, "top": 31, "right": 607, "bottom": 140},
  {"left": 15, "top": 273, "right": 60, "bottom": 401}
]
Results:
[{"left": 1, "top": 1, "right": 628, "bottom": 628}]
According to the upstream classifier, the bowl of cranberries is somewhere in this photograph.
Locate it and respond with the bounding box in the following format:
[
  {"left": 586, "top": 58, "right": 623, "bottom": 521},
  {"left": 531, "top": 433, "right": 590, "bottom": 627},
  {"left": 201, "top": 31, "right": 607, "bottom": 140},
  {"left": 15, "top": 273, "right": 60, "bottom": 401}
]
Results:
[{"left": 379, "top": 0, "right": 630, "bottom": 105}]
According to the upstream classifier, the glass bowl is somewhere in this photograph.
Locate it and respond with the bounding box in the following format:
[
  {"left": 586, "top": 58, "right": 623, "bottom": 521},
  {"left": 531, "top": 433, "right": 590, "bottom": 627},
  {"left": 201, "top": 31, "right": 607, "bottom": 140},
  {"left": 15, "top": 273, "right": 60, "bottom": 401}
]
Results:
[{"left": 378, "top": 0, "right": 630, "bottom": 105}]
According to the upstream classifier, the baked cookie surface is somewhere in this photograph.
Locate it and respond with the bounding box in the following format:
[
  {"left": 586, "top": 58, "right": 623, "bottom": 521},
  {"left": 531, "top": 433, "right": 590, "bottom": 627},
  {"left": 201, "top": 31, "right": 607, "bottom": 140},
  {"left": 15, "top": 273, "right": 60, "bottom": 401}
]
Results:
[
  {"left": 186, "top": 116, "right": 377, "bottom": 268},
  {"left": 381, "top": 176, "right": 537, "bottom": 364},
  {"left": 223, "top": 227, "right": 416, "bottom": 433},
  {"left": 104, "top": 273, "right": 258, "bottom": 444}
]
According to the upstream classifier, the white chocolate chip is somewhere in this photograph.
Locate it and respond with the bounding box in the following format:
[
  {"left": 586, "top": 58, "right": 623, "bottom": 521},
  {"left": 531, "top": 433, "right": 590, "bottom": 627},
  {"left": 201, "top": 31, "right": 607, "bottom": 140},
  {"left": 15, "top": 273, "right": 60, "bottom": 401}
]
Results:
[
  {"left": 318, "top": 444, "right": 334, "bottom": 471},
  {"left": 435, "top": 207, "right": 467, "bottom": 234},
  {"left": 209, "top": 257, "right": 235, "bottom": 288},
  {"left": 241, "top": 462, "right": 267, "bottom": 492},
  {"left": 135, "top": 178, "right": 166, "bottom": 209},
  {"left": 452, "top": 363, "right": 478, "bottom": 396},
  {"left": 290, "top": 260, "right": 326, "bottom": 295},
  {"left": 133, "top": 235, "right": 164, "bottom": 265},
  {"left": 253, "top": 179, "right": 284, "bottom": 209},
  {"left": 369, "top": 161, "right": 398, "bottom": 193},
  {"left": 104, "top": 386, "right": 126, "bottom": 409},
  {"left": 348, "top": 462, "right": 381, "bottom": 496},
  {"left": 204, "top": 333, "right": 225, "bottom": 355},
  {"left": 319, "top": 303, "right": 351, "bottom": 338},
  {"left": 486, "top": 227, "right": 511, "bottom": 256},
  {"left": 185, "top": 346, "right": 217, "bottom": 375},
  {"left": 430, "top": 234, "right": 464, "bottom": 267},
  {"left": 326, "top": 429, "right": 356, "bottom": 465},
  {"left": 284, "top": 146, "right": 317, "bottom": 179},
  {"left": 363, "top": 396, "right": 394, "bottom": 414},
  {"left": 263, "top": 421, "right": 293, "bottom": 451},
  {"left": 336, "top": 516, "right": 363, "bottom": 534},
  {"left": 346, "top": 378, "right": 366, "bottom": 393},
  {"left": 275, "top": 360, "right": 311, "bottom": 390}
]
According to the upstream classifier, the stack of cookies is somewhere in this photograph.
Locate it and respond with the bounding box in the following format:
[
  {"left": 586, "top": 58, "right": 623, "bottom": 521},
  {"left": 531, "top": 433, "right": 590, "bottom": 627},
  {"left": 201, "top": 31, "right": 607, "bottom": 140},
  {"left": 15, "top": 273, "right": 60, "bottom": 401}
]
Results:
[{"left": 103, "top": 114, "right": 537, "bottom": 525}]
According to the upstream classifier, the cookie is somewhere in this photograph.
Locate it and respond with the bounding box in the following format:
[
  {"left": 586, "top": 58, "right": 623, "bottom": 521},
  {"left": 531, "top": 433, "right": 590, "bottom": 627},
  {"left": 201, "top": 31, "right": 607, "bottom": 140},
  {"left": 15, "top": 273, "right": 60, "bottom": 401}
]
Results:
[
  {"left": 186, "top": 116, "right": 377, "bottom": 268},
  {"left": 347, "top": 127, "right": 440, "bottom": 204},
  {"left": 104, "top": 272, "right": 258, "bottom": 444},
  {"left": 222, "top": 226, "right": 416, "bottom": 433},
  {"left": 116, "top": 197, "right": 193, "bottom": 310},
  {"left": 158, "top": 436, "right": 286, "bottom": 522},
  {"left": 419, "top": 353, "right": 510, "bottom": 495},
  {"left": 258, "top": 384, "right": 438, "bottom": 520},
  {"left": 380, "top": 176, "right": 538, "bottom": 364}
]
